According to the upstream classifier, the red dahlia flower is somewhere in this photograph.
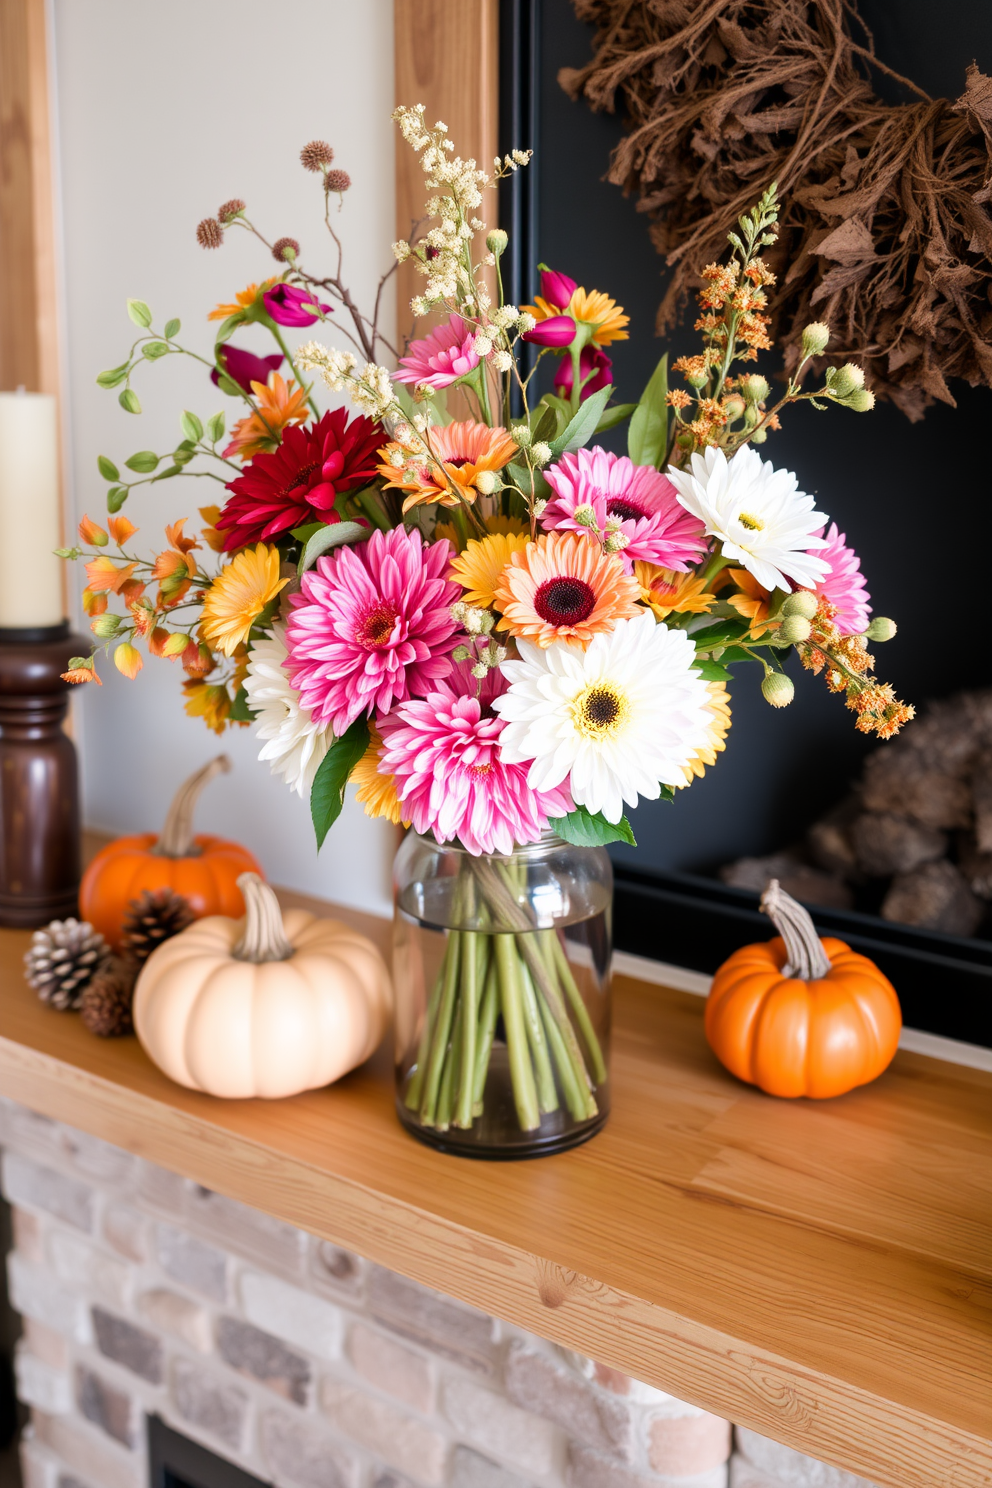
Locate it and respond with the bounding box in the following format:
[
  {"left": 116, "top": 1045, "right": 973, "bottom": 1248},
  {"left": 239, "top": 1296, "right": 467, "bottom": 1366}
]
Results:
[{"left": 216, "top": 409, "right": 383, "bottom": 549}]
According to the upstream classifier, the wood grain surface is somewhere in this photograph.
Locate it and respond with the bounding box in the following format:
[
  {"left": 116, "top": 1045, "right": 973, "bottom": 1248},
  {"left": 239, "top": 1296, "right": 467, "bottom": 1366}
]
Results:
[{"left": 0, "top": 900, "right": 989, "bottom": 1488}]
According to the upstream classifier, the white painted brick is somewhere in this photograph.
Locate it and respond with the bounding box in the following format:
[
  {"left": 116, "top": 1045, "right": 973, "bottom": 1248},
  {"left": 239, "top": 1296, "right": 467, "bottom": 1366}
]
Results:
[
  {"left": 2, "top": 1152, "right": 94, "bottom": 1231},
  {"left": 103, "top": 1204, "right": 147, "bottom": 1263},
  {"left": 154, "top": 1224, "right": 227, "bottom": 1301},
  {"left": 18, "top": 1436, "right": 60, "bottom": 1488},
  {"left": 136, "top": 1158, "right": 188, "bottom": 1214},
  {"left": 240, "top": 1269, "right": 343, "bottom": 1360},
  {"left": 15, "top": 1346, "right": 72, "bottom": 1414},
  {"left": 7, "top": 1253, "right": 93, "bottom": 1344},
  {"left": 49, "top": 1229, "right": 131, "bottom": 1309},
  {"left": 31, "top": 1410, "right": 144, "bottom": 1488},
  {"left": 735, "top": 1431, "right": 881, "bottom": 1488},
  {"left": 443, "top": 1375, "right": 561, "bottom": 1479}
]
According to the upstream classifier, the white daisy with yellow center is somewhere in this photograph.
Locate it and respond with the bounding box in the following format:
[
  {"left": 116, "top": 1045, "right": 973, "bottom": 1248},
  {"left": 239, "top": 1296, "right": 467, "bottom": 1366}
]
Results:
[
  {"left": 493, "top": 612, "right": 713, "bottom": 824},
  {"left": 666, "top": 444, "right": 830, "bottom": 593},
  {"left": 243, "top": 626, "right": 331, "bottom": 799}
]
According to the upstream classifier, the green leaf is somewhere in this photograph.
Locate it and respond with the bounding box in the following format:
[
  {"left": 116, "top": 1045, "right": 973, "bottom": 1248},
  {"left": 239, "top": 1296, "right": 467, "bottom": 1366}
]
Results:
[
  {"left": 216, "top": 373, "right": 241, "bottom": 397},
  {"left": 549, "top": 805, "right": 637, "bottom": 848},
  {"left": 290, "top": 521, "right": 325, "bottom": 544},
  {"left": 206, "top": 411, "right": 226, "bottom": 444},
  {"left": 692, "top": 659, "right": 732, "bottom": 682},
  {"left": 150, "top": 464, "right": 182, "bottom": 482},
  {"left": 141, "top": 341, "right": 169, "bottom": 360},
  {"left": 118, "top": 388, "right": 141, "bottom": 414},
  {"left": 164, "top": 318, "right": 181, "bottom": 339},
  {"left": 228, "top": 685, "right": 256, "bottom": 724},
  {"left": 96, "top": 363, "right": 130, "bottom": 389},
  {"left": 106, "top": 486, "right": 128, "bottom": 513},
  {"left": 127, "top": 299, "right": 153, "bottom": 328},
  {"left": 310, "top": 717, "right": 370, "bottom": 850},
  {"left": 180, "top": 411, "right": 203, "bottom": 443},
  {"left": 548, "top": 385, "right": 613, "bottom": 459},
  {"left": 628, "top": 353, "right": 668, "bottom": 469},
  {"left": 714, "top": 644, "right": 756, "bottom": 665},
  {"left": 594, "top": 401, "right": 637, "bottom": 435},
  {"left": 691, "top": 620, "right": 750, "bottom": 649},
  {"left": 124, "top": 450, "right": 159, "bottom": 474},
  {"left": 97, "top": 455, "right": 120, "bottom": 482},
  {"left": 214, "top": 313, "right": 243, "bottom": 346},
  {"left": 54, "top": 546, "right": 81, "bottom": 560},
  {"left": 530, "top": 401, "right": 560, "bottom": 443},
  {"left": 299, "top": 521, "right": 370, "bottom": 573}
]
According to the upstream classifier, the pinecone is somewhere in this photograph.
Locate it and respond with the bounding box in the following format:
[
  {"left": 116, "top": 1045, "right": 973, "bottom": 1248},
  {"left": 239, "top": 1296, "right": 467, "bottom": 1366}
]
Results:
[
  {"left": 80, "top": 957, "right": 137, "bottom": 1037},
  {"left": 121, "top": 888, "right": 194, "bottom": 966},
  {"left": 24, "top": 919, "right": 111, "bottom": 1010}
]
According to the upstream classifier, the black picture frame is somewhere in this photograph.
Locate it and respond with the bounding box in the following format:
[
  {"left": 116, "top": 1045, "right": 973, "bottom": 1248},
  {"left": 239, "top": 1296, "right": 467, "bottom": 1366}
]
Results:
[
  {"left": 497, "top": 0, "right": 992, "bottom": 1048},
  {"left": 148, "top": 1416, "right": 271, "bottom": 1488}
]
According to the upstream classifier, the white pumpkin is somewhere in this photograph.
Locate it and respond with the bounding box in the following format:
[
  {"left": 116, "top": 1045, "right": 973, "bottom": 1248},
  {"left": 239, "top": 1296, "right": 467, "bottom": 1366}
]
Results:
[{"left": 133, "top": 873, "right": 391, "bottom": 1098}]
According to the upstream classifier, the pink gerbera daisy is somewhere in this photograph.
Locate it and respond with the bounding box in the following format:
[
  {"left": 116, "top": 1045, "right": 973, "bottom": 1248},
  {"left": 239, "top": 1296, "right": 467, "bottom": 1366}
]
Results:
[
  {"left": 540, "top": 447, "right": 707, "bottom": 572},
  {"left": 377, "top": 663, "right": 572, "bottom": 855},
  {"left": 804, "top": 523, "right": 871, "bottom": 635},
  {"left": 285, "top": 527, "right": 460, "bottom": 734},
  {"left": 394, "top": 313, "right": 481, "bottom": 390}
]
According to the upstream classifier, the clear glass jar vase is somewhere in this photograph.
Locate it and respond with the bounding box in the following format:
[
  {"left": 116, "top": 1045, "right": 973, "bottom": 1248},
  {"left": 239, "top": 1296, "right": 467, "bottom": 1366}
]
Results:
[{"left": 393, "top": 831, "right": 612, "bottom": 1159}]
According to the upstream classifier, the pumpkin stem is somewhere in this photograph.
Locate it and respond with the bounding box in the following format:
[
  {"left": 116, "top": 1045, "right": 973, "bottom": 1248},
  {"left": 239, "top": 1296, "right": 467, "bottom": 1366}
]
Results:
[
  {"left": 760, "top": 879, "right": 832, "bottom": 980},
  {"left": 233, "top": 873, "right": 294, "bottom": 963},
  {"left": 156, "top": 755, "right": 231, "bottom": 858}
]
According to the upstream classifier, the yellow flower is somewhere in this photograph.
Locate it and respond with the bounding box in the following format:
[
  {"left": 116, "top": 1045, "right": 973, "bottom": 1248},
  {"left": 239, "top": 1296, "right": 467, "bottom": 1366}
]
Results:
[
  {"left": 351, "top": 727, "right": 409, "bottom": 826},
  {"left": 113, "top": 643, "right": 143, "bottom": 680},
  {"left": 725, "top": 568, "right": 774, "bottom": 638},
  {"left": 224, "top": 374, "right": 310, "bottom": 461},
  {"left": 523, "top": 287, "right": 630, "bottom": 347},
  {"left": 634, "top": 563, "right": 717, "bottom": 621},
  {"left": 183, "top": 679, "right": 236, "bottom": 735},
  {"left": 208, "top": 279, "right": 277, "bottom": 322},
  {"left": 450, "top": 532, "right": 531, "bottom": 609},
  {"left": 199, "top": 506, "right": 226, "bottom": 553},
  {"left": 201, "top": 544, "right": 288, "bottom": 657},
  {"left": 677, "top": 681, "right": 731, "bottom": 785}
]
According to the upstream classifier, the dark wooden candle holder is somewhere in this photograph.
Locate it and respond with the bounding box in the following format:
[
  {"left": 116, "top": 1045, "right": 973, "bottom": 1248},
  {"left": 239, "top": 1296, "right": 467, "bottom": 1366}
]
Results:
[{"left": 0, "top": 623, "right": 88, "bottom": 928}]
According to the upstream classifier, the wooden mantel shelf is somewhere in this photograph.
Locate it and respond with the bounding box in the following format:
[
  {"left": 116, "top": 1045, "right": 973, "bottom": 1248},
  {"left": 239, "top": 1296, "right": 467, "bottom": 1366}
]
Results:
[{"left": 0, "top": 897, "right": 989, "bottom": 1488}]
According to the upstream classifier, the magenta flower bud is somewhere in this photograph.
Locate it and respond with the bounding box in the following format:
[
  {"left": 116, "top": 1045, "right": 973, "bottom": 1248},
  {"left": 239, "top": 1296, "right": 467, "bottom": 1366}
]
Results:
[
  {"left": 262, "top": 283, "right": 333, "bottom": 327},
  {"left": 539, "top": 268, "right": 578, "bottom": 310},
  {"left": 522, "top": 314, "right": 576, "bottom": 349},
  {"left": 554, "top": 344, "right": 613, "bottom": 401},
  {"left": 211, "top": 344, "right": 283, "bottom": 394}
]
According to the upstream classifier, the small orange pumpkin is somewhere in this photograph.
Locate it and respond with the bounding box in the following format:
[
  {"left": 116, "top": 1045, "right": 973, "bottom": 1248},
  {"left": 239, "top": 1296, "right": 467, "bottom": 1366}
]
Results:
[
  {"left": 80, "top": 756, "right": 261, "bottom": 949},
  {"left": 705, "top": 879, "right": 901, "bottom": 1099}
]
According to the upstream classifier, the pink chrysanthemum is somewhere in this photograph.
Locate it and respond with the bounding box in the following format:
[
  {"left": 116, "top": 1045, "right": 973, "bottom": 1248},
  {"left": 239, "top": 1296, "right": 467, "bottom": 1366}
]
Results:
[
  {"left": 805, "top": 523, "right": 871, "bottom": 635},
  {"left": 541, "top": 447, "right": 707, "bottom": 572},
  {"left": 378, "top": 663, "right": 572, "bottom": 856},
  {"left": 285, "top": 527, "right": 460, "bottom": 734},
  {"left": 394, "top": 313, "right": 480, "bottom": 390}
]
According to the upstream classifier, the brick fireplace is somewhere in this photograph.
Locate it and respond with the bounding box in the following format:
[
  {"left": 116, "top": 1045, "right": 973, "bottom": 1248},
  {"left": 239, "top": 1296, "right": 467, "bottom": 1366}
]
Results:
[{"left": 0, "top": 1095, "right": 880, "bottom": 1488}]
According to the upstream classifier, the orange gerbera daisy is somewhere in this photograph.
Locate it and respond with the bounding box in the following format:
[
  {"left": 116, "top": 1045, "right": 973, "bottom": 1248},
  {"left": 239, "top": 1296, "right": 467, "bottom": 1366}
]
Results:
[
  {"left": 634, "top": 562, "right": 717, "bottom": 621},
  {"left": 223, "top": 374, "right": 310, "bottom": 461},
  {"left": 725, "top": 567, "right": 774, "bottom": 637},
  {"left": 378, "top": 420, "right": 518, "bottom": 513},
  {"left": 677, "top": 681, "right": 732, "bottom": 785},
  {"left": 450, "top": 531, "right": 531, "bottom": 609},
  {"left": 207, "top": 279, "right": 277, "bottom": 322},
  {"left": 494, "top": 531, "right": 640, "bottom": 648},
  {"left": 524, "top": 286, "right": 629, "bottom": 347}
]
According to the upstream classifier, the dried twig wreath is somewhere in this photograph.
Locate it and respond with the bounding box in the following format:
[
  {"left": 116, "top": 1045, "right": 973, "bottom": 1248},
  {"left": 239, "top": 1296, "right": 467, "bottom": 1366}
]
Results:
[{"left": 561, "top": 0, "right": 992, "bottom": 419}]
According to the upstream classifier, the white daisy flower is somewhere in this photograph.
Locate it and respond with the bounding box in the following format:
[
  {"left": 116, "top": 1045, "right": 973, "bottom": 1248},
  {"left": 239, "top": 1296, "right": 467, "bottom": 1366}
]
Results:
[
  {"left": 243, "top": 627, "right": 331, "bottom": 799},
  {"left": 665, "top": 444, "right": 830, "bottom": 593},
  {"left": 493, "top": 612, "right": 713, "bottom": 825}
]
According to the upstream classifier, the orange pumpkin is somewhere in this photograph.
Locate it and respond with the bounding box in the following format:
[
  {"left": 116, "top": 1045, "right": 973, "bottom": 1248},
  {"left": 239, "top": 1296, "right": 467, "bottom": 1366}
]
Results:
[
  {"left": 705, "top": 879, "right": 902, "bottom": 1099},
  {"left": 80, "top": 756, "right": 261, "bottom": 949}
]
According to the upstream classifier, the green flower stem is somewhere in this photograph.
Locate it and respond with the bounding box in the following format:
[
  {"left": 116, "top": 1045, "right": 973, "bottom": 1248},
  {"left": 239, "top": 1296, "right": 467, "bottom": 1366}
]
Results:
[
  {"left": 454, "top": 929, "right": 480, "bottom": 1129},
  {"left": 436, "top": 997, "right": 463, "bottom": 1132},
  {"left": 472, "top": 959, "right": 500, "bottom": 1112},
  {"left": 539, "top": 994, "right": 588, "bottom": 1122},
  {"left": 494, "top": 931, "right": 540, "bottom": 1131},
  {"left": 418, "top": 931, "right": 462, "bottom": 1126},
  {"left": 543, "top": 931, "right": 607, "bottom": 1085},
  {"left": 354, "top": 489, "right": 392, "bottom": 532},
  {"left": 266, "top": 324, "right": 320, "bottom": 418},
  {"left": 403, "top": 952, "right": 446, "bottom": 1112},
  {"left": 518, "top": 955, "right": 559, "bottom": 1114}
]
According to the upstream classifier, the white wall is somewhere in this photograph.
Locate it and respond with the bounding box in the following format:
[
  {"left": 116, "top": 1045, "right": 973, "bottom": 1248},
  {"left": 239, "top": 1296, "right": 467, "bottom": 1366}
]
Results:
[{"left": 52, "top": 0, "right": 397, "bottom": 916}]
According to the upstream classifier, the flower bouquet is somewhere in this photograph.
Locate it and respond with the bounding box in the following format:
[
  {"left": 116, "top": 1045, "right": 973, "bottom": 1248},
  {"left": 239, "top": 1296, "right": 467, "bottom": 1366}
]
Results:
[{"left": 62, "top": 107, "right": 911, "bottom": 1153}]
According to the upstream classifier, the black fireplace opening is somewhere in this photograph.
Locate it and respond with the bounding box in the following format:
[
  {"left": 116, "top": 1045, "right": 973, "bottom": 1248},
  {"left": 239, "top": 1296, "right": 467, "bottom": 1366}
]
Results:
[
  {"left": 148, "top": 1417, "right": 270, "bottom": 1488},
  {"left": 499, "top": 0, "right": 992, "bottom": 1048}
]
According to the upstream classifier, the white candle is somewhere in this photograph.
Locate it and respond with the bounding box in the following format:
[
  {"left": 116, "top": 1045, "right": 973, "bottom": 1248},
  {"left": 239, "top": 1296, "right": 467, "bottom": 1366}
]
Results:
[{"left": 0, "top": 390, "right": 64, "bottom": 629}]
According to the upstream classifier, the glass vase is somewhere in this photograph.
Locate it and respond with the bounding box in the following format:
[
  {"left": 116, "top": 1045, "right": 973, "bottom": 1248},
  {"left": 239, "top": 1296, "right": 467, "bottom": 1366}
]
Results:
[{"left": 393, "top": 830, "right": 612, "bottom": 1159}]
